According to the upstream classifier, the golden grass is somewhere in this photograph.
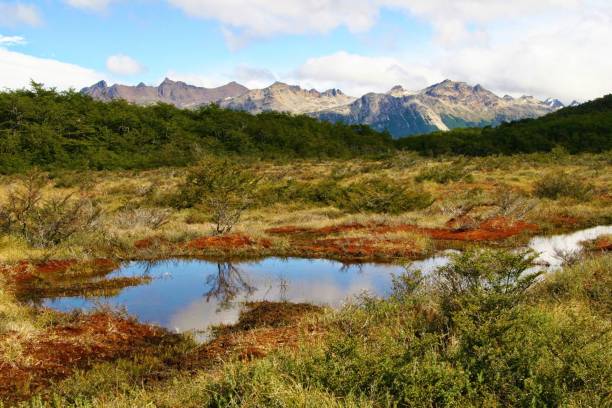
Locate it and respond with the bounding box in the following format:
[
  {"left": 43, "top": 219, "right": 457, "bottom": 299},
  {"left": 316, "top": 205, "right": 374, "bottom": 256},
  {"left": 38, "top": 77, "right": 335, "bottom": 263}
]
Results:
[{"left": 0, "top": 153, "right": 608, "bottom": 265}]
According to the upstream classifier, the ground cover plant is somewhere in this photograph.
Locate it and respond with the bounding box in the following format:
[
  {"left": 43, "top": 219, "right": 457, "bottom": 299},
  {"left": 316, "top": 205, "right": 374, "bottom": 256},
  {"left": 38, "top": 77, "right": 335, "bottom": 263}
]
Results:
[
  {"left": 1, "top": 250, "right": 608, "bottom": 407},
  {"left": 0, "top": 118, "right": 610, "bottom": 406}
]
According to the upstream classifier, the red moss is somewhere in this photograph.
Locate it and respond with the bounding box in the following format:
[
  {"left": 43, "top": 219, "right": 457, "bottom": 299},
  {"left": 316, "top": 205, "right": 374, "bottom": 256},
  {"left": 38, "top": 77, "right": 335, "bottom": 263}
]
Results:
[
  {"left": 595, "top": 237, "right": 612, "bottom": 251},
  {"left": 196, "top": 301, "right": 322, "bottom": 364},
  {"left": 267, "top": 217, "right": 538, "bottom": 244},
  {"left": 185, "top": 234, "right": 255, "bottom": 250},
  {"left": 0, "top": 313, "right": 166, "bottom": 403},
  {"left": 35, "top": 260, "right": 77, "bottom": 274}
]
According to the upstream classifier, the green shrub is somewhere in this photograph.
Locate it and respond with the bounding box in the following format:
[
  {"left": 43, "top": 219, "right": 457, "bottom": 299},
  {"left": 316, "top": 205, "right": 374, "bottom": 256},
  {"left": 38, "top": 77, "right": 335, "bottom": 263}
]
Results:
[
  {"left": 415, "top": 163, "right": 473, "bottom": 184},
  {"left": 435, "top": 248, "right": 541, "bottom": 323},
  {"left": 336, "top": 177, "right": 434, "bottom": 214},
  {"left": 254, "top": 176, "right": 433, "bottom": 214},
  {"left": 174, "top": 159, "right": 259, "bottom": 234},
  {"left": 533, "top": 171, "right": 594, "bottom": 200}
]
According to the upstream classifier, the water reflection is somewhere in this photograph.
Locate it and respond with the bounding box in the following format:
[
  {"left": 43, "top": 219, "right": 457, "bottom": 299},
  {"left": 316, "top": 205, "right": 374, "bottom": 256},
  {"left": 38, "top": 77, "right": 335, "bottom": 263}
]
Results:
[
  {"left": 528, "top": 225, "right": 612, "bottom": 269},
  {"left": 43, "top": 258, "right": 403, "bottom": 337},
  {"left": 205, "top": 263, "right": 255, "bottom": 309},
  {"left": 41, "top": 226, "right": 611, "bottom": 338}
]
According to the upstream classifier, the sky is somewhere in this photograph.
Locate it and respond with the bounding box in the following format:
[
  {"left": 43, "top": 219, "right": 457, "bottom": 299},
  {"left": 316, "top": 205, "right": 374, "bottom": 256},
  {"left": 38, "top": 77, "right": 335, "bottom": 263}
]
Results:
[{"left": 0, "top": 0, "right": 611, "bottom": 102}]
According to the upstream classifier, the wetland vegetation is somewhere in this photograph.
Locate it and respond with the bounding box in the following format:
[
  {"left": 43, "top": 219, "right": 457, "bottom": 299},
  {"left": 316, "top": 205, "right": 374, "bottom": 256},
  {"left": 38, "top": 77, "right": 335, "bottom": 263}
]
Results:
[{"left": 0, "top": 85, "right": 611, "bottom": 406}]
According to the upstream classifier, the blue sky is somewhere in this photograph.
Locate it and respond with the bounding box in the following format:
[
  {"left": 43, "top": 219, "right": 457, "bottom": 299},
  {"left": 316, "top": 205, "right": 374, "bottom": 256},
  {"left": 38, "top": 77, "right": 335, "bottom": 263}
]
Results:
[{"left": 1, "top": 0, "right": 611, "bottom": 102}]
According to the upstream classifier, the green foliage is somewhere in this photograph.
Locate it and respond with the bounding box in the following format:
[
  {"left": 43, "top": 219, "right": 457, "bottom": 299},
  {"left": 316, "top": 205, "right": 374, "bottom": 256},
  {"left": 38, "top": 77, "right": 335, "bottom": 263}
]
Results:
[
  {"left": 415, "top": 162, "right": 473, "bottom": 184},
  {"left": 435, "top": 249, "right": 541, "bottom": 323},
  {"left": 335, "top": 177, "right": 434, "bottom": 214},
  {"left": 254, "top": 176, "right": 433, "bottom": 214},
  {"left": 533, "top": 171, "right": 594, "bottom": 200},
  {"left": 397, "top": 94, "right": 612, "bottom": 156},
  {"left": 0, "top": 85, "right": 394, "bottom": 174},
  {"left": 176, "top": 159, "right": 259, "bottom": 234}
]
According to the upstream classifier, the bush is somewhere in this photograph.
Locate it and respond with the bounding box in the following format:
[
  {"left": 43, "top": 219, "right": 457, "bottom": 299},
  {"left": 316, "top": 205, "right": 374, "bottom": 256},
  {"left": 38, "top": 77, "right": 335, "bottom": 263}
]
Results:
[
  {"left": 434, "top": 248, "right": 541, "bottom": 327},
  {"left": 336, "top": 177, "right": 434, "bottom": 214},
  {"left": 175, "top": 159, "right": 259, "bottom": 234},
  {"left": 415, "top": 163, "right": 473, "bottom": 184},
  {"left": 0, "top": 172, "right": 101, "bottom": 247},
  {"left": 534, "top": 171, "right": 593, "bottom": 200}
]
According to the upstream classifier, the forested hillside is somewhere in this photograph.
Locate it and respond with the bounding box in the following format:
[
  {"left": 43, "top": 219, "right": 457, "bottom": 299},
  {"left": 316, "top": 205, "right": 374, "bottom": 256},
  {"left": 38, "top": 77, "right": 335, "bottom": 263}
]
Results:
[
  {"left": 1, "top": 84, "right": 611, "bottom": 173},
  {"left": 0, "top": 83, "right": 393, "bottom": 173},
  {"left": 397, "top": 94, "right": 612, "bottom": 155}
]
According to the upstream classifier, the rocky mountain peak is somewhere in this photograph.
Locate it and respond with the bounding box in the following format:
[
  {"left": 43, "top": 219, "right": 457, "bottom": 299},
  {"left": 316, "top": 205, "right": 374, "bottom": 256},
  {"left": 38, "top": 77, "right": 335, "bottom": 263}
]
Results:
[
  {"left": 423, "top": 79, "right": 474, "bottom": 96},
  {"left": 92, "top": 80, "right": 108, "bottom": 89},
  {"left": 81, "top": 79, "right": 248, "bottom": 108},
  {"left": 160, "top": 78, "right": 176, "bottom": 86},
  {"left": 387, "top": 85, "right": 413, "bottom": 97},
  {"left": 322, "top": 88, "right": 344, "bottom": 97},
  {"left": 544, "top": 98, "right": 565, "bottom": 109}
]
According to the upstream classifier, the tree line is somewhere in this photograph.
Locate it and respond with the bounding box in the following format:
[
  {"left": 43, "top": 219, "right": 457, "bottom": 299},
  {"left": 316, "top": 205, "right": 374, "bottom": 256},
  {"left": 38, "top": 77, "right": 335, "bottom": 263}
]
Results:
[
  {"left": 397, "top": 94, "right": 612, "bottom": 155},
  {"left": 0, "top": 83, "right": 394, "bottom": 173},
  {"left": 1, "top": 83, "right": 610, "bottom": 173}
]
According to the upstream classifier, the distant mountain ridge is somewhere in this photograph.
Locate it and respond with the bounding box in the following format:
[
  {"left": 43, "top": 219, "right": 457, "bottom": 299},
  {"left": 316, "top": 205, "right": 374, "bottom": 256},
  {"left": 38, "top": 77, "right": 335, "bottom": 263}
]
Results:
[
  {"left": 218, "top": 81, "right": 355, "bottom": 114},
  {"left": 81, "top": 78, "right": 248, "bottom": 108},
  {"left": 314, "top": 80, "right": 563, "bottom": 137},
  {"left": 81, "top": 78, "right": 568, "bottom": 138}
]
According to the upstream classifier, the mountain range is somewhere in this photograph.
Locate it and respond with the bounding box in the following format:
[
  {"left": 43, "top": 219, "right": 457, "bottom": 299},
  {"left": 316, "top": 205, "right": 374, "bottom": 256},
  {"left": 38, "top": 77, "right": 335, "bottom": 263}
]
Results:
[{"left": 82, "top": 79, "right": 574, "bottom": 138}]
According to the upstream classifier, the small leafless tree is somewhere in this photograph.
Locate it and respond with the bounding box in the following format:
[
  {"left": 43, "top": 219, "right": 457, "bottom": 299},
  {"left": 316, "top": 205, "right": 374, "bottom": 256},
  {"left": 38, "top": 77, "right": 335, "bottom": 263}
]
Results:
[{"left": 0, "top": 171, "right": 101, "bottom": 247}]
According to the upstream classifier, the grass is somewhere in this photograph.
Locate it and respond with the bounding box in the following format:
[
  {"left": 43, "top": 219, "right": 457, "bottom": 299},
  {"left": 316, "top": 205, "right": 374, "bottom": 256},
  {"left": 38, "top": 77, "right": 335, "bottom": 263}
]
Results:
[
  {"left": 0, "top": 153, "right": 609, "bottom": 264},
  {"left": 3, "top": 251, "right": 608, "bottom": 407},
  {"left": 0, "top": 152, "right": 610, "bottom": 406}
]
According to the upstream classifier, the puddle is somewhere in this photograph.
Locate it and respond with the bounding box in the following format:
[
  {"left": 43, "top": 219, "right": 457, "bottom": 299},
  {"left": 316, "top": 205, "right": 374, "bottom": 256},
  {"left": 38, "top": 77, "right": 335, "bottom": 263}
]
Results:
[
  {"left": 528, "top": 225, "right": 612, "bottom": 268},
  {"left": 43, "top": 258, "right": 404, "bottom": 338},
  {"left": 407, "top": 226, "right": 612, "bottom": 275},
  {"left": 41, "top": 226, "right": 610, "bottom": 338}
]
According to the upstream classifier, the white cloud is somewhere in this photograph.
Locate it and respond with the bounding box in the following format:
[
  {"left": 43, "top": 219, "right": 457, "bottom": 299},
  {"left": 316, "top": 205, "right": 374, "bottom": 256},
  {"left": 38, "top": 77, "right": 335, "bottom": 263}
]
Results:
[
  {"left": 0, "top": 34, "right": 26, "bottom": 46},
  {"left": 292, "top": 51, "right": 439, "bottom": 96},
  {"left": 166, "top": 0, "right": 584, "bottom": 47},
  {"left": 382, "top": 0, "right": 582, "bottom": 45},
  {"left": 284, "top": 1, "right": 612, "bottom": 102},
  {"left": 64, "top": 0, "right": 114, "bottom": 12},
  {"left": 106, "top": 54, "right": 145, "bottom": 76},
  {"left": 435, "top": 6, "right": 612, "bottom": 101},
  {"left": 168, "top": 0, "right": 379, "bottom": 45},
  {"left": 0, "top": 48, "right": 102, "bottom": 90},
  {"left": 0, "top": 2, "right": 42, "bottom": 27}
]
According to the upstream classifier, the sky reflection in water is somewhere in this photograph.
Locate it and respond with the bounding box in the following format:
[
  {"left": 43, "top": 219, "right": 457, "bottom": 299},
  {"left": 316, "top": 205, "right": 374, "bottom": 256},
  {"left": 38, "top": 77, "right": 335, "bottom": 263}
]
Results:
[
  {"left": 44, "top": 258, "right": 404, "bottom": 335},
  {"left": 43, "top": 226, "right": 611, "bottom": 336}
]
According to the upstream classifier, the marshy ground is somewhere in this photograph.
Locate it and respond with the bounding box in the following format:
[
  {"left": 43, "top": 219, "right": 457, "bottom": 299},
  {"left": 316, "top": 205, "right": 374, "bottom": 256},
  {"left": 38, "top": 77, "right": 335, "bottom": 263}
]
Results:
[{"left": 0, "top": 152, "right": 611, "bottom": 406}]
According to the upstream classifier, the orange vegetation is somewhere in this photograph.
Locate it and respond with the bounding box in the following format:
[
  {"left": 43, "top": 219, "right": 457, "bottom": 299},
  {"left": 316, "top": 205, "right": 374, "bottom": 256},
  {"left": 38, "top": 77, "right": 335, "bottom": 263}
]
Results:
[
  {"left": 266, "top": 217, "right": 538, "bottom": 242},
  {"left": 299, "top": 237, "right": 419, "bottom": 260},
  {"left": 0, "top": 313, "right": 167, "bottom": 403},
  {"left": 1, "top": 259, "right": 118, "bottom": 285},
  {"left": 595, "top": 237, "right": 611, "bottom": 251},
  {"left": 196, "top": 301, "right": 323, "bottom": 364}
]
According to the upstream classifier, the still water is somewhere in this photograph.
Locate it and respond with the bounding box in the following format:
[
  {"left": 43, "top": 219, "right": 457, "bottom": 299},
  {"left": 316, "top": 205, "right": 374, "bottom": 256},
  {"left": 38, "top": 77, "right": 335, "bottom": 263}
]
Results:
[
  {"left": 43, "top": 226, "right": 611, "bottom": 337},
  {"left": 44, "top": 258, "right": 404, "bottom": 336}
]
